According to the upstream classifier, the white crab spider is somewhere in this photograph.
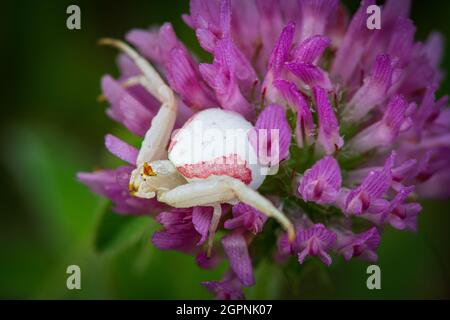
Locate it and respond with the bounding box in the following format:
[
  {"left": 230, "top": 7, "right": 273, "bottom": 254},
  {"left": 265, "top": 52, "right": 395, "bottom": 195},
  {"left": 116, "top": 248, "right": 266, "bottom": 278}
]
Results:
[{"left": 100, "top": 39, "right": 295, "bottom": 254}]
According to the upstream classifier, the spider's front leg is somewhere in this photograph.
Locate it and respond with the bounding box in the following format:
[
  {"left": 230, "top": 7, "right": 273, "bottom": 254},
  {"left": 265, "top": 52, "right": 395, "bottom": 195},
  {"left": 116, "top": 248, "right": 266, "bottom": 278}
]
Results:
[
  {"left": 157, "top": 177, "right": 296, "bottom": 243},
  {"left": 99, "top": 38, "right": 177, "bottom": 164}
]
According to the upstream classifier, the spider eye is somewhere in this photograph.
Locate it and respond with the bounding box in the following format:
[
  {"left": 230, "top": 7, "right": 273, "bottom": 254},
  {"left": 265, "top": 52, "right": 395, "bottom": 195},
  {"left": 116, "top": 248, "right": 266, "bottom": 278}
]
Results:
[{"left": 143, "top": 162, "right": 157, "bottom": 176}]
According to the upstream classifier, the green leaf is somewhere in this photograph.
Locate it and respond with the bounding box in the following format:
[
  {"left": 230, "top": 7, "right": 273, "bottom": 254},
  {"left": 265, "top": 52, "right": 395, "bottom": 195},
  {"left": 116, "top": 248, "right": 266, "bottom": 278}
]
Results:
[{"left": 94, "top": 206, "right": 153, "bottom": 256}]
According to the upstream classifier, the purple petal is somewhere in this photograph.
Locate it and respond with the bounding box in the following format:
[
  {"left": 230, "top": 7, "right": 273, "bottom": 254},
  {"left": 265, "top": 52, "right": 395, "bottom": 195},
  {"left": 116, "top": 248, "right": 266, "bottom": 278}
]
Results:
[
  {"left": 125, "top": 28, "right": 162, "bottom": 63},
  {"left": 191, "top": 0, "right": 259, "bottom": 95},
  {"left": 101, "top": 75, "right": 153, "bottom": 136},
  {"left": 262, "top": 22, "right": 295, "bottom": 102},
  {"left": 391, "top": 159, "right": 418, "bottom": 182},
  {"left": 152, "top": 229, "right": 198, "bottom": 252},
  {"left": 199, "top": 38, "right": 254, "bottom": 119},
  {"left": 195, "top": 28, "right": 217, "bottom": 52},
  {"left": 387, "top": 17, "right": 416, "bottom": 65},
  {"left": 277, "top": 232, "right": 293, "bottom": 257},
  {"left": 296, "top": 224, "right": 336, "bottom": 248},
  {"left": 224, "top": 203, "right": 267, "bottom": 234},
  {"left": 116, "top": 55, "right": 160, "bottom": 114},
  {"left": 221, "top": 233, "right": 255, "bottom": 286},
  {"left": 229, "top": 0, "right": 264, "bottom": 72},
  {"left": 298, "top": 156, "right": 342, "bottom": 204},
  {"left": 313, "top": 86, "right": 343, "bottom": 155},
  {"left": 116, "top": 54, "right": 141, "bottom": 78},
  {"left": 331, "top": 0, "right": 376, "bottom": 84},
  {"left": 254, "top": 0, "right": 287, "bottom": 70},
  {"left": 361, "top": 0, "right": 412, "bottom": 66},
  {"left": 295, "top": 224, "right": 336, "bottom": 266},
  {"left": 417, "top": 169, "right": 450, "bottom": 199},
  {"left": 105, "top": 134, "right": 138, "bottom": 165},
  {"left": 184, "top": 0, "right": 222, "bottom": 52},
  {"left": 382, "top": 186, "right": 421, "bottom": 231},
  {"left": 126, "top": 23, "right": 184, "bottom": 67},
  {"left": 424, "top": 32, "right": 444, "bottom": 68},
  {"left": 166, "top": 48, "right": 217, "bottom": 109},
  {"left": 337, "top": 227, "right": 380, "bottom": 262},
  {"left": 78, "top": 169, "right": 116, "bottom": 197},
  {"left": 192, "top": 207, "right": 213, "bottom": 245},
  {"left": 382, "top": 95, "right": 411, "bottom": 136},
  {"left": 412, "top": 85, "right": 439, "bottom": 141},
  {"left": 273, "top": 80, "right": 314, "bottom": 147},
  {"left": 317, "top": 249, "right": 333, "bottom": 266},
  {"left": 267, "top": 22, "right": 295, "bottom": 78},
  {"left": 250, "top": 104, "right": 291, "bottom": 166},
  {"left": 219, "top": 0, "right": 231, "bottom": 36},
  {"left": 202, "top": 270, "right": 245, "bottom": 300},
  {"left": 298, "top": 0, "right": 338, "bottom": 41},
  {"left": 345, "top": 156, "right": 394, "bottom": 215},
  {"left": 286, "top": 62, "right": 332, "bottom": 90},
  {"left": 292, "top": 35, "right": 331, "bottom": 64},
  {"left": 349, "top": 95, "right": 410, "bottom": 153},
  {"left": 383, "top": 0, "right": 411, "bottom": 23},
  {"left": 155, "top": 208, "right": 193, "bottom": 230},
  {"left": 152, "top": 208, "right": 200, "bottom": 252},
  {"left": 346, "top": 55, "right": 395, "bottom": 121},
  {"left": 196, "top": 251, "right": 221, "bottom": 269},
  {"left": 78, "top": 166, "right": 162, "bottom": 215}
]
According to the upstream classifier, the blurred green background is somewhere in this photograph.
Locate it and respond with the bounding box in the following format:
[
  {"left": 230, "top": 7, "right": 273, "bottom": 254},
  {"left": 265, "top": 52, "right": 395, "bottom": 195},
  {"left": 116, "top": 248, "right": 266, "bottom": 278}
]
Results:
[{"left": 1, "top": 0, "right": 449, "bottom": 299}]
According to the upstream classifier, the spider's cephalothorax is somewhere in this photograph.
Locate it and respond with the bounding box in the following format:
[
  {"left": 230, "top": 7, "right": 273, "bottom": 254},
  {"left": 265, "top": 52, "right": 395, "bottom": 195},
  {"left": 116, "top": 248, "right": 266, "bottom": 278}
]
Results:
[{"left": 101, "top": 38, "right": 295, "bottom": 254}]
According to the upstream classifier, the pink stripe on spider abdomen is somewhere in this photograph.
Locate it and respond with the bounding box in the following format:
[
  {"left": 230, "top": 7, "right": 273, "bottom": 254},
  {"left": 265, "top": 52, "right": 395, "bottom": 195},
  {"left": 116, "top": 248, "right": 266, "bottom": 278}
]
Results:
[{"left": 176, "top": 154, "right": 252, "bottom": 185}]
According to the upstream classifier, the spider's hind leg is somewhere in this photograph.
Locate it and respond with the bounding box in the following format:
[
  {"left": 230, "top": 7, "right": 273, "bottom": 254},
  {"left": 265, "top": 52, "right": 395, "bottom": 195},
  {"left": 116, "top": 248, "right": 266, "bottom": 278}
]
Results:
[{"left": 157, "top": 177, "right": 296, "bottom": 242}]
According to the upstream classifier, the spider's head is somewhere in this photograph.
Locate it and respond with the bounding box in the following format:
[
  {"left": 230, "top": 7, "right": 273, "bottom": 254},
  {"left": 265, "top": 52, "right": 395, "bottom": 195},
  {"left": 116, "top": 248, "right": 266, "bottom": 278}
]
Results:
[{"left": 129, "top": 160, "right": 186, "bottom": 199}]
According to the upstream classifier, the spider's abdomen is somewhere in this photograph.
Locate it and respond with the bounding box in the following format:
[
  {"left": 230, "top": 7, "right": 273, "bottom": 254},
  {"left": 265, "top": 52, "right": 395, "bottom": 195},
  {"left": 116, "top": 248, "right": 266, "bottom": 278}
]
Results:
[{"left": 168, "top": 108, "right": 266, "bottom": 189}]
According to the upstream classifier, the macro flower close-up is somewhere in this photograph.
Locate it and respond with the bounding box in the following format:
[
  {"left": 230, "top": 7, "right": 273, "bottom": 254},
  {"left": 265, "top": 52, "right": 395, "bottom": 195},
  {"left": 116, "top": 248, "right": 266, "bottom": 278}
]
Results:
[
  {"left": 2, "top": 0, "right": 450, "bottom": 302},
  {"left": 76, "top": 0, "right": 450, "bottom": 299}
]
